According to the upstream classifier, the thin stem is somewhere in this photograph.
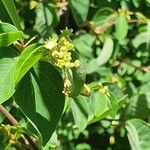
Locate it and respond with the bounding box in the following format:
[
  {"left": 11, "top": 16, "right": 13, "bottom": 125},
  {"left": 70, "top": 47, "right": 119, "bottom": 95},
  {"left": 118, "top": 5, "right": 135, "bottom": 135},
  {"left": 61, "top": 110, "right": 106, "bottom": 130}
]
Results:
[
  {"left": 24, "top": 35, "right": 38, "bottom": 47},
  {"left": 115, "top": 59, "right": 150, "bottom": 72},
  {"left": 87, "top": 18, "right": 147, "bottom": 35},
  {"left": 24, "top": 133, "right": 39, "bottom": 150},
  {"left": 0, "top": 105, "right": 18, "bottom": 125}
]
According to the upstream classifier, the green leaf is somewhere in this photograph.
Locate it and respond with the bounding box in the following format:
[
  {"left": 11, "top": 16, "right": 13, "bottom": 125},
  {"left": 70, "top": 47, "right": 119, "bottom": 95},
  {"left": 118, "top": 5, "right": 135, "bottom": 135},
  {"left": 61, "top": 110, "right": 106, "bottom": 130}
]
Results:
[
  {"left": 132, "top": 32, "right": 147, "bottom": 48},
  {"left": 92, "top": 7, "right": 115, "bottom": 27},
  {"left": 0, "top": 1, "right": 12, "bottom": 24},
  {"left": 68, "top": 52, "right": 86, "bottom": 97},
  {"left": 146, "top": 0, "right": 150, "bottom": 5},
  {"left": 108, "top": 94, "right": 120, "bottom": 118},
  {"left": 15, "top": 61, "right": 65, "bottom": 145},
  {"left": 96, "top": 37, "right": 114, "bottom": 66},
  {"left": 1, "top": 0, "right": 22, "bottom": 30},
  {"left": 86, "top": 37, "right": 113, "bottom": 74},
  {"left": 115, "top": 15, "right": 128, "bottom": 43},
  {"left": 89, "top": 91, "right": 109, "bottom": 118},
  {"left": 105, "top": 83, "right": 125, "bottom": 101},
  {"left": 35, "top": 3, "right": 59, "bottom": 35},
  {"left": 88, "top": 88, "right": 121, "bottom": 124},
  {"left": 72, "top": 96, "right": 89, "bottom": 131},
  {"left": 139, "top": 81, "right": 150, "bottom": 94},
  {"left": 126, "top": 93, "right": 150, "bottom": 119},
  {"left": 126, "top": 119, "right": 141, "bottom": 150},
  {"left": 69, "top": 0, "right": 89, "bottom": 26},
  {"left": 73, "top": 33, "right": 96, "bottom": 59},
  {"left": 43, "top": 132, "right": 58, "bottom": 149},
  {"left": 85, "top": 59, "right": 100, "bottom": 74},
  {"left": 0, "top": 22, "right": 23, "bottom": 47},
  {"left": 126, "top": 119, "right": 150, "bottom": 150},
  {"left": 132, "top": 0, "right": 140, "bottom": 8},
  {"left": 14, "top": 43, "right": 46, "bottom": 84},
  {"left": 75, "top": 143, "right": 92, "bottom": 150},
  {"left": 0, "top": 47, "right": 18, "bottom": 104}
]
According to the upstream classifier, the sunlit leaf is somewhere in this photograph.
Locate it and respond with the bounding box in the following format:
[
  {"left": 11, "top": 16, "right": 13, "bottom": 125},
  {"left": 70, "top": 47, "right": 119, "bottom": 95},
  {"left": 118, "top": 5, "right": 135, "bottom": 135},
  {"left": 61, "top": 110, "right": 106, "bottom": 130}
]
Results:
[
  {"left": 0, "top": 47, "right": 18, "bottom": 104},
  {"left": 115, "top": 15, "right": 128, "bottom": 43},
  {"left": 89, "top": 91, "right": 109, "bottom": 118},
  {"left": 92, "top": 7, "right": 115, "bottom": 27},
  {"left": 132, "top": 32, "right": 147, "bottom": 48},
  {"left": 72, "top": 96, "right": 89, "bottom": 131},
  {"left": 96, "top": 37, "right": 114, "bottom": 66},
  {"left": 126, "top": 119, "right": 150, "bottom": 150},
  {"left": 35, "top": 3, "right": 59, "bottom": 35},
  {"left": 73, "top": 33, "right": 95, "bottom": 59},
  {"left": 0, "top": 22, "right": 23, "bottom": 46},
  {"left": 14, "top": 43, "right": 46, "bottom": 84}
]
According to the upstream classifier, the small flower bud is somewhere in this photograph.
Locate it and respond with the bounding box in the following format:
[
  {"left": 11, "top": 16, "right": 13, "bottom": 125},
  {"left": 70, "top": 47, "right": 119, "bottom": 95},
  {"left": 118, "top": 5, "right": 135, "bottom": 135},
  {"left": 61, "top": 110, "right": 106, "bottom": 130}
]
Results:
[
  {"left": 60, "top": 46, "right": 67, "bottom": 51},
  {"left": 66, "top": 43, "right": 74, "bottom": 50},
  {"left": 63, "top": 79, "right": 72, "bottom": 95},
  {"left": 65, "top": 62, "right": 71, "bottom": 68},
  {"left": 52, "top": 51, "right": 59, "bottom": 57},
  {"left": 58, "top": 51, "right": 64, "bottom": 58},
  {"left": 74, "top": 60, "right": 80, "bottom": 68},
  {"left": 45, "top": 39, "right": 57, "bottom": 50}
]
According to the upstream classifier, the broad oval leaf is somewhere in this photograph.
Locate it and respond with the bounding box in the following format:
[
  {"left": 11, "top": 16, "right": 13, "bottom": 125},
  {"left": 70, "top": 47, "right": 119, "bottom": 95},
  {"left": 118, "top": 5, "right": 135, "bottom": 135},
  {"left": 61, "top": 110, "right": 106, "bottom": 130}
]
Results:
[
  {"left": 0, "top": 22, "right": 23, "bottom": 46},
  {"left": 92, "top": 7, "right": 115, "bottom": 27},
  {"left": 0, "top": 47, "right": 18, "bottom": 104},
  {"left": 86, "top": 37, "right": 114, "bottom": 74},
  {"left": 96, "top": 37, "right": 114, "bottom": 66},
  {"left": 85, "top": 59, "right": 100, "bottom": 74},
  {"left": 126, "top": 119, "right": 150, "bottom": 150},
  {"left": 89, "top": 91, "right": 109, "bottom": 118},
  {"left": 88, "top": 90, "right": 120, "bottom": 124},
  {"left": 115, "top": 15, "right": 128, "bottom": 43},
  {"left": 73, "top": 33, "right": 96, "bottom": 59},
  {"left": 69, "top": 0, "right": 89, "bottom": 26},
  {"left": 15, "top": 61, "right": 65, "bottom": 145},
  {"left": 35, "top": 3, "right": 59, "bottom": 35},
  {"left": 132, "top": 32, "right": 147, "bottom": 48},
  {"left": 104, "top": 83, "right": 125, "bottom": 101},
  {"left": 132, "top": 21, "right": 150, "bottom": 50},
  {"left": 72, "top": 96, "right": 89, "bottom": 131},
  {"left": 14, "top": 43, "right": 46, "bottom": 84},
  {"left": 126, "top": 93, "right": 150, "bottom": 119}
]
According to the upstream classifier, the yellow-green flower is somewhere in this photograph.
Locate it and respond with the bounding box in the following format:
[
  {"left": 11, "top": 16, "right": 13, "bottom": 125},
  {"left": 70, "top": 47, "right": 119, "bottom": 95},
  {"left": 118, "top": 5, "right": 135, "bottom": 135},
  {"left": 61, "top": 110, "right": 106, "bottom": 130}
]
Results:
[{"left": 44, "top": 36, "right": 80, "bottom": 69}]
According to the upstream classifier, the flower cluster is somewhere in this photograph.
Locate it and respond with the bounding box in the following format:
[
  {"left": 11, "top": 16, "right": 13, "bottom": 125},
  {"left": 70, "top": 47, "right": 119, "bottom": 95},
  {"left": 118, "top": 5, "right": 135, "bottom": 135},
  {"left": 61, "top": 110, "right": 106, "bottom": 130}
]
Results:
[
  {"left": 0, "top": 124, "right": 19, "bottom": 146},
  {"left": 44, "top": 36, "right": 80, "bottom": 69},
  {"left": 118, "top": 7, "right": 133, "bottom": 20},
  {"left": 98, "top": 83, "right": 110, "bottom": 96},
  {"left": 44, "top": 30, "right": 81, "bottom": 95}
]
